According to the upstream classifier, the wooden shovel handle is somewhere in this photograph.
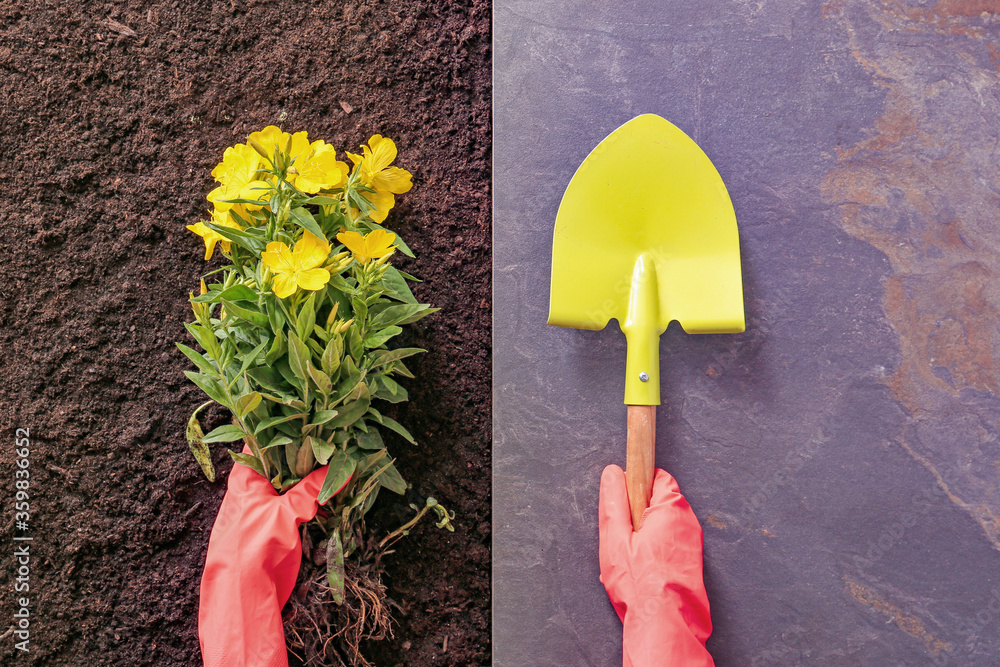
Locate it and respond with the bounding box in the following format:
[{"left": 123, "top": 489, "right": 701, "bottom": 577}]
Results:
[{"left": 625, "top": 404, "right": 656, "bottom": 530}]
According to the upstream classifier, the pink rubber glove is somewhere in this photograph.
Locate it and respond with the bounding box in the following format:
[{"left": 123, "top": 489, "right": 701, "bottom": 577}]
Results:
[
  {"left": 198, "top": 457, "right": 348, "bottom": 667},
  {"left": 599, "top": 465, "right": 714, "bottom": 667}
]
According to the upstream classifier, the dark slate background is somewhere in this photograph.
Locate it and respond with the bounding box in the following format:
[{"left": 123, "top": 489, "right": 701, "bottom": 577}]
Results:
[{"left": 494, "top": 1, "right": 1000, "bottom": 665}]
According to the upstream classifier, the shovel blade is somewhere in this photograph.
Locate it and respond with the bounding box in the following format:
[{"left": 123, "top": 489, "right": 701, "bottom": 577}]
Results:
[{"left": 548, "top": 114, "right": 745, "bottom": 336}]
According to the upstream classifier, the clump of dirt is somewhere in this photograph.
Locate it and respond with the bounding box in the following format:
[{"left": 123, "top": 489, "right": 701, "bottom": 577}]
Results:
[{"left": 0, "top": 0, "right": 490, "bottom": 665}]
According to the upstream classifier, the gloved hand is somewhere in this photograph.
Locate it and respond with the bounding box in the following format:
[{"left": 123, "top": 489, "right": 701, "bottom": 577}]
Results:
[
  {"left": 198, "top": 455, "right": 349, "bottom": 667},
  {"left": 599, "top": 465, "right": 714, "bottom": 667}
]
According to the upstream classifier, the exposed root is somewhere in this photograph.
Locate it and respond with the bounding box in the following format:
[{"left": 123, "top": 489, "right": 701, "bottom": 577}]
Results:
[{"left": 285, "top": 532, "right": 397, "bottom": 667}]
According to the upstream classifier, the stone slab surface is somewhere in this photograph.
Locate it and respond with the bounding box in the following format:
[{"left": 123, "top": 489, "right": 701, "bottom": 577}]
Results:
[{"left": 494, "top": 1, "right": 1000, "bottom": 665}]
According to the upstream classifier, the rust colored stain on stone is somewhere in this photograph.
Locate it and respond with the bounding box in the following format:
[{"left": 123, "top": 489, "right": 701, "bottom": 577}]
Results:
[
  {"left": 844, "top": 578, "right": 952, "bottom": 655},
  {"left": 933, "top": 0, "right": 1000, "bottom": 19},
  {"left": 823, "top": 0, "right": 1000, "bottom": 547}
]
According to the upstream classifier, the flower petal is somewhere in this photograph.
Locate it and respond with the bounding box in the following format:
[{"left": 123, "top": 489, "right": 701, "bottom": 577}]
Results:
[
  {"left": 366, "top": 189, "right": 396, "bottom": 224},
  {"left": 337, "top": 231, "right": 367, "bottom": 259},
  {"left": 187, "top": 222, "right": 221, "bottom": 260},
  {"left": 371, "top": 165, "right": 413, "bottom": 195},
  {"left": 366, "top": 135, "right": 397, "bottom": 173},
  {"left": 272, "top": 273, "right": 298, "bottom": 299},
  {"left": 248, "top": 126, "right": 289, "bottom": 159},
  {"left": 207, "top": 185, "right": 233, "bottom": 211},
  {"left": 262, "top": 241, "right": 295, "bottom": 275},
  {"left": 295, "top": 267, "right": 332, "bottom": 292},
  {"left": 366, "top": 229, "right": 397, "bottom": 257},
  {"left": 294, "top": 144, "right": 348, "bottom": 193},
  {"left": 287, "top": 132, "right": 312, "bottom": 168},
  {"left": 292, "top": 230, "right": 331, "bottom": 270}
]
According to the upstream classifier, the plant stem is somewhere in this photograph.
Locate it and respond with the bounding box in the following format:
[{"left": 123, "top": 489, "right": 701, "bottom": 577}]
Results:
[{"left": 379, "top": 503, "right": 433, "bottom": 550}]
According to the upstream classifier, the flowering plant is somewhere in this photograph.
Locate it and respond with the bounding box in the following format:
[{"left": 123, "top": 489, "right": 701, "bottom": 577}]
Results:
[{"left": 179, "top": 126, "right": 452, "bottom": 613}]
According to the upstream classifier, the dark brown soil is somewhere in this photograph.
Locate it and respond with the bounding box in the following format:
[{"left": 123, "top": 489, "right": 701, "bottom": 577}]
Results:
[{"left": 0, "top": 1, "right": 490, "bottom": 665}]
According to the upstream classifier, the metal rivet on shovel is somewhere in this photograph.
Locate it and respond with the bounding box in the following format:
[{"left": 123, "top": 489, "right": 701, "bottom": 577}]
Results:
[{"left": 548, "top": 114, "right": 745, "bottom": 530}]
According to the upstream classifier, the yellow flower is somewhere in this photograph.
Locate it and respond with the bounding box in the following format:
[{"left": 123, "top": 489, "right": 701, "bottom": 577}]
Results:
[
  {"left": 248, "top": 127, "right": 348, "bottom": 194},
  {"left": 247, "top": 126, "right": 291, "bottom": 162},
  {"left": 208, "top": 143, "right": 271, "bottom": 211},
  {"left": 336, "top": 229, "right": 397, "bottom": 265},
  {"left": 186, "top": 208, "right": 246, "bottom": 260},
  {"left": 290, "top": 139, "right": 349, "bottom": 193},
  {"left": 261, "top": 231, "right": 332, "bottom": 298},
  {"left": 347, "top": 135, "right": 413, "bottom": 223}
]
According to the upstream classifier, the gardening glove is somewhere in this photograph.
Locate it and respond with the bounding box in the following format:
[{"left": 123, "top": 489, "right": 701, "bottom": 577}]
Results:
[
  {"left": 599, "top": 465, "right": 714, "bottom": 667},
  {"left": 199, "top": 452, "right": 349, "bottom": 667}
]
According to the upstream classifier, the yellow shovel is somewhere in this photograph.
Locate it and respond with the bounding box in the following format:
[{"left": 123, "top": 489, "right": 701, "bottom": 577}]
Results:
[{"left": 548, "top": 114, "right": 745, "bottom": 528}]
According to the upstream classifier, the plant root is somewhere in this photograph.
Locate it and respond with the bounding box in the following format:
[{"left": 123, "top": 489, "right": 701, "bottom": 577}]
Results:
[{"left": 285, "top": 536, "right": 396, "bottom": 667}]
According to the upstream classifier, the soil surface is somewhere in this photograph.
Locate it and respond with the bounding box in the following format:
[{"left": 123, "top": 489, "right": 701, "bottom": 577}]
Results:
[{"left": 0, "top": 1, "right": 490, "bottom": 665}]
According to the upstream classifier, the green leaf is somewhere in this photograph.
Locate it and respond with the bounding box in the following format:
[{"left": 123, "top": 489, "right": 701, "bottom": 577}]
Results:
[
  {"left": 391, "top": 360, "right": 415, "bottom": 379},
  {"left": 318, "top": 450, "right": 357, "bottom": 504},
  {"left": 215, "top": 196, "right": 272, "bottom": 206},
  {"left": 254, "top": 412, "right": 307, "bottom": 434},
  {"left": 192, "top": 284, "right": 258, "bottom": 304},
  {"left": 304, "top": 195, "right": 341, "bottom": 206},
  {"left": 227, "top": 206, "right": 254, "bottom": 229},
  {"left": 184, "top": 322, "right": 221, "bottom": 358},
  {"left": 328, "top": 395, "right": 370, "bottom": 430},
  {"left": 284, "top": 440, "right": 300, "bottom": 472},
  {"left": 327, "top": 273, "right": 353, "bottom": 293},
  {"left": 287, "top": 332, "right": 311, "bottom": 381},
  {"left": 338, "top": 355, "right": 362, "bottom": 393},
  {"left": 374, "top": 376, "right": 407, "bottom": 403},
  {"left": 321, "top": 336, "right": 343, "bottom": 376},
  {"left": 363, "top": 326, "right": 402, "bottom": 349},
  {"left": 296, "top": 292, "right": 318, "bottom": 341},
  {"left": 362, "top": 484, "right": 381, "bottom": 515},
  {"left": 370, "top": 303, "right": 436, "bottom": 328},
  {"left": 185, "top": 409, "right": 216, "bottom": 482},
  {"left": 310, "top": 436, "right": 336, "bottom": 465},
  {"left": 356, "top": 429, "right": 384, "bottom": 451},
  {"left": 275, "top": 357, "right": 305, "bottom": 394},
  {"left": 347, "top": 188, "right": 375, "bottom": 215},
  {"left": 348, "top": 324, "right": 363, "bottom": 361},
  {"left": 232, "top": 341, "right": 268, "bottom": 385},
  {"left": 289, "top": 207, "right": 327, "bottom": 242},
  {"left": 229, "top": 450, "right": 265, "bottom": 477},
  {"left": 311, "top": 410, "right": 339, "bottom": 426},
  {"left": 261, "top": 435, "right": 293, "bottom": 450},
  {"left": 265, "top": 329, "right": 286, "bottom": 366},
  {"left": 312, "top": 323, "right": 330, "bottom": 343},
  {"left": 266, "top": 294, "right": 286, "bottom": 333},
  {"left": 246, "top": 365, "right": 290, "bottom": 395},
  {"left": 370, "top": 347, "right": 424, "bottom": 369},
  {"left": 218, "top": 338, "right": 236, "bottom": 374},
  {"left": 350, "top": 295, "right": 368, "bottom": 324},
  {"left": 184, "top": 371, "right": 231, "bottom": 408},
  {"left": 221, "top": 299, "right": 269, "bottom": 328},
  {"left": 380, "top": 266, "right": 417, "bottom": 304},
  {"left": 295, "top": 437, "right": 316, "bottom": 476},
  {"left": 236, "top": 391, "right": 262, "bottom": 417},
  {"left": 326, "top": 531, "right": 346, "bottom": 604},
  {"left": 203, "top": 424, "right": 247, "bottom": 444},
  {"left": 176, "top": 343, "right": 217, "bottom": 375},
  {"left": 379, "top": 461, "right": 407, "bottom": 494},
  {"left": 374, "top": 413, "right": 416, "bottom": 444},
  {"left": 307, "top": 363, "right": 333, "bottom": 395},
  {"left": 204, "top": 222, "right": 265, "bottom": 253}
]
